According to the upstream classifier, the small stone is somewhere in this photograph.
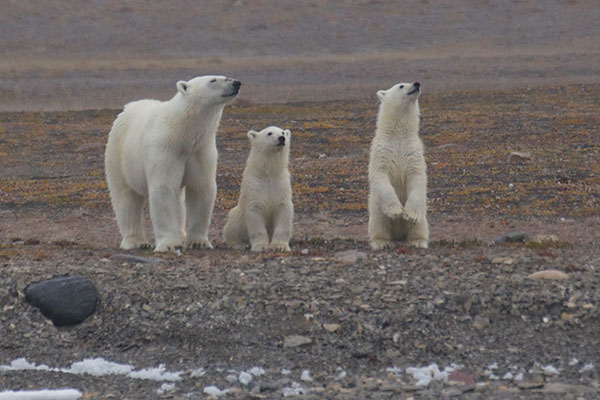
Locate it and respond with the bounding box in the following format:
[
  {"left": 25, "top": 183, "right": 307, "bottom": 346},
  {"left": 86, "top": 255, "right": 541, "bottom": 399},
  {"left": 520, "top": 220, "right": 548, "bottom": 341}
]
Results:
[
  {"left": 472, "top": 316, "right": 490, "bottom": 330},
  {"left": 494, "top": 232, "right": 528, "bottom": 244},
  {"left": 334, "top": 250, "right": 367, "bottom": 265},
  {"left": 530, "top": 234, "right": 559, "bottom": 244},
  {"left": 534, "top": 383, "right": 595, "bottom": 394},
  {"left": 24, "top": 238, "right": 41, "bottom": 245},
  {"left": 528, "top": 270, "right": 570, "bottom": 280},
  {"left": 491, "top": 257, "right": 514, "bottom": 265},
  {"left": 301, "top": 370, "right": 313, "bottom": 382},
  {"left": 110, "top": 253, "right": 161, "bottom": 264},
  {"left": 323, "top": 323, "right": 341, "bottom": 333},
  {"left": 239, "top": 371, "right": 253, "bottom": 385},
  {"left": 509, "top": 151, "right": 532, "bottom": 163},
  {"left": 283, "top": 335, "right": 312, "bottom": 348},
  {"left": 448, "top": 370, "right": 476, "bottom": 386},
  {"left": 441, "top": 387, "right": 464, "bottom": 397},
  {"left": 25, "top": 275, "right": 99, "bottom": 326},
  {"left": 516, "top": 379, "right": 544, "bottom": 389},
  {"left": 301, "top": 248, "right": 309, "bottom": 255}
]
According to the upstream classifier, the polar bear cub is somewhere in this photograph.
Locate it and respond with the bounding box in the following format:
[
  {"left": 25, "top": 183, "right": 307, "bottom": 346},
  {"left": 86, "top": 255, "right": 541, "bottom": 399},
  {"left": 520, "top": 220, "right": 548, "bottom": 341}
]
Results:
[
  {"left": 368, "top": 82, "right": 429, "bottom": 250},
  {"left": 105, "top": 75, "right": 241, "bottom": 252},
  {"left": 223, "top": 126, "right": 293, "bottom": 252}
]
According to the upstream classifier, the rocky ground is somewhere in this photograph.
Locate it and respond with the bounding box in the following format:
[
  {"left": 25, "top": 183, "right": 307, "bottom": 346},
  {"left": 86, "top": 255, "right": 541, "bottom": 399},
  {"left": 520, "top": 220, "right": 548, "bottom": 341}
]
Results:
[{"left": 1, "top": 85, "right": 599, "bottom": 398}]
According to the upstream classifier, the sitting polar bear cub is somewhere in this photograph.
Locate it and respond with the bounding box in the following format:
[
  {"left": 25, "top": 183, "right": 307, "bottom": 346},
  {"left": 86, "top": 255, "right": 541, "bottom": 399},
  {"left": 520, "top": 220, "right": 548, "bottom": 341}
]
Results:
[
  {"left": 368, "top": 81, "right": 429, "bottom": 250},
  {"left": 223, "top": 126, "right": 294, "bottom": 252},
  {"left": 105, "top": 75, "right": 240, "bottom": 252}
]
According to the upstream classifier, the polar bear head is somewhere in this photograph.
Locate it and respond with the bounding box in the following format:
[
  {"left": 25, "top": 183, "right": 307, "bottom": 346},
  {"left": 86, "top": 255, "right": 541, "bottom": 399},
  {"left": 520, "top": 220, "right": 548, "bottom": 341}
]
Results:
[
  {"left": 176, "top": 75, "right": 241, "bottom": 105},
  {"left": 247, "top": 126, "right": 291, "bottom": 152},
  {"left": 377, "top": 82, "right": 420, "bottom": 108}
]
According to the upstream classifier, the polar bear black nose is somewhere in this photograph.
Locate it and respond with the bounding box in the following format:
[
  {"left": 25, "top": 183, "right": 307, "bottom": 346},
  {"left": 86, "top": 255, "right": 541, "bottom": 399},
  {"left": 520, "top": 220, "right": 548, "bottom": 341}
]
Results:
[
  {"left": 232, "top": 80, "right": 241, "bottom": 89},
  {"left": 278, "top": 136, "right": 285, "bottom": 144},
  {"left": 413, "top": 82, "right": 420, "bottom": 89}
]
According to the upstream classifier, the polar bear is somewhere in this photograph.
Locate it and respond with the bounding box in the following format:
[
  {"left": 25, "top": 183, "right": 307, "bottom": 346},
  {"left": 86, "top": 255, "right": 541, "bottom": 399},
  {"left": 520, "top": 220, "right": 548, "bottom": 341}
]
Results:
[
  {"left": 223, "top": 126, "right": 293, "bottom": 252},
  {"left": 368, "top": 81, "right": 429, "bottom": 250},
  {"left": 105, "top": 75, "right": 240, "bottom": 252}
]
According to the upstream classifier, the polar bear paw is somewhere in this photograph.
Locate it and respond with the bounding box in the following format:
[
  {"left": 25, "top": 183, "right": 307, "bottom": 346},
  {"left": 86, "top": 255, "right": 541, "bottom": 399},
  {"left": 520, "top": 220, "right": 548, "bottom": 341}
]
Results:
[
  {"left": 185, "top": 237, "right": 213, "bottom": 250},
  {"left": 269, "top": 242, "right": 291, "bottom": 252},
  {"left": 370, "top": 239, "right": 394, "bottom": 251},
  {"left": 407, "top": 239, "right": 428, "bottom": 249},
  {"left": 250, "top": 241, "right": 270, "bottom": 252},
  {"left": 402, "top": 207, "right": 425, "bottom": 224},
  {"left": 154, "top": 239, "right": 183, "bottom": 253},
  {"left": 121, "top": 237, "right": 152, "bottom": 250},
  {"left": 381, "top": 202, "right": 404, "bottom": 219}
]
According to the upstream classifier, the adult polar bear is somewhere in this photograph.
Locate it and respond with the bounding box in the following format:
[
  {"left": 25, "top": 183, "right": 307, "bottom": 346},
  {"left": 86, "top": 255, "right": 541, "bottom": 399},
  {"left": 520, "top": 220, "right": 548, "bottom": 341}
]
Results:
[
  {"left": 223, "top": 126, "right": 293, "bottom": 252},
  {"left": 105, "top": 76, "right": 240, "bottom": 252},
  {"left": 368, "top": 82, "right": 429, "bottom": 250}
]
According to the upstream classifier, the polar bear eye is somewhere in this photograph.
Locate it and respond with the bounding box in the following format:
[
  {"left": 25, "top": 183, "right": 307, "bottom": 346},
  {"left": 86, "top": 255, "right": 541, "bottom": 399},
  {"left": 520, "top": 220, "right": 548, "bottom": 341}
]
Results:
[
  {"left": 399, "top": 85, "right": 404, "bottom": 89},
  {"left": 267, "top": 132, "right": 272, "bottom": 136},
  {"left": 210, "top": 78, "right": 217, "bottom": 83}
]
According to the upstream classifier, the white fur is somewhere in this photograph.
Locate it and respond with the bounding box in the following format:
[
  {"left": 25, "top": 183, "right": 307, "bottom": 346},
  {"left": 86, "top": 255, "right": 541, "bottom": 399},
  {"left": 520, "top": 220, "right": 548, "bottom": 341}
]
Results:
[
  {"left": 105, "top": 75, "right": 240, "bottom": 252},
  {"left": 368, "top": 82, "right": 429, "bottom": 250},
  {"left": 223, "top": 126, "right": 293, "bottom": 252}
]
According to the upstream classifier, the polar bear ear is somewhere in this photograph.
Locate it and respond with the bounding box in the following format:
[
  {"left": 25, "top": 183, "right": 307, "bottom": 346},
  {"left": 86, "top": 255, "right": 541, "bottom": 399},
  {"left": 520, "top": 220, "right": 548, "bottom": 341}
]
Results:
[
  {"left": 377, "top": 90, "right": 386, "bottom": 101},
  {"left": 176, "top": 80, "right": 189, "bottom": 95},
  {"left": 284, "top": 129, "right": 291, "bottom": 136},
  {"left": 247, "top": 130, "right": 258, "bottom": 140}
]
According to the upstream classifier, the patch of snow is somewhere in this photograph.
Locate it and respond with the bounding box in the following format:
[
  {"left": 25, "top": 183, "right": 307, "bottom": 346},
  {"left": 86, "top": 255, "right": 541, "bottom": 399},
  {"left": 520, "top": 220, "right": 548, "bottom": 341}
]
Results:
[
  {"left": 203, "top": 386, "right": 230, "bottom": 397},
  {"left": 129, "top": 364, "right": 182, "bottom": 381},
  {"left": 281, "top": 368, "right": 292, "bottom": 375},
  {"left": 569, "top": 358, "right": 579, "bottom": 366},
  {"left": 335, "top": 370, "right": 347, "bottom": 380},
  {"left": 502, "top": 372, "right": 513, "bottom": 380},
  {"left": 248, "top": 367, "right": 265, "bottom": 376},
  {"left": 190, "top": 367, "right": 206, "bottom": 377},
  {"left": 282, "top": 382, "right": 309, "bottom": 397},
  {"left": 541, "top": 364, "right": 559, "bottom": 375},
  {"left": 156, "top": 383, "right": 175, "bottom": 394},
  {"left": 405, "top": 363, "right": 456, "bottom": 387},
  {"left": 300, "top": 370, "right": 313, "bottom": 382},
  {"left": 579, "top": 363, "right": 594, "bottom": 373},
  {"left": 65, "top": 358, "right": 133, "bottom": 376},
  {"left": 487, "top": 362, "right": 498, "bottom": 370},
  {"left": 514, "top": 372, "right": 524, "bottom": 382},
  {"left": 239, "top": 371, "right": 252, "bottom": 385},
  {"left": 386, "top": 366, "right": 402, "bottom": 375},
  {"left": 0, "top": 389, "right": 82, "bottom": 400},
  {"left": 0, "top": 359, "right": 52, "bottom": 372}
]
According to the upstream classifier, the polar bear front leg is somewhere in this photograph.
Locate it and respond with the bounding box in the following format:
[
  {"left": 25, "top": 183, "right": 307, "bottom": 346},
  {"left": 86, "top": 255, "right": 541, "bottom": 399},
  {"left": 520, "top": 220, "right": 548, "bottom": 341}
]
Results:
[
  {"left": 403, "top": 172, "right": 427, "bottom": 224},
  {"left": 269, "top": 204, "right": 293, "bottom": 252},
  {"left": 245, "top": 206, "right": 270, "bottom": 252},
  {"left": 112, "top": 187, "right": 151, "bottom": 250},
  {"left": 184, "top": 151, "right": 216, "bottom": 250},
  {"left": 368, "top": 197, "right": 394, "bottom": 251},
  {"left": 147, "top": 160, "right": 185, "bottom": 252},
  {"left": 371, "top": 173, "right": 404, "bottom": 219}
]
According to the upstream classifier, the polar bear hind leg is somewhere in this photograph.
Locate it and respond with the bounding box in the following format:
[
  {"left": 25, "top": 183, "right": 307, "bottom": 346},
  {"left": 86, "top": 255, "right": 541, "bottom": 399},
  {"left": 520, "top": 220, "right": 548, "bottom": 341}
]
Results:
[
  {"left": 112, "top": 187, "right": 150, "bottom": 250},
  {"left": 223, "top": 206, "right": 249, "bottom": 249}
]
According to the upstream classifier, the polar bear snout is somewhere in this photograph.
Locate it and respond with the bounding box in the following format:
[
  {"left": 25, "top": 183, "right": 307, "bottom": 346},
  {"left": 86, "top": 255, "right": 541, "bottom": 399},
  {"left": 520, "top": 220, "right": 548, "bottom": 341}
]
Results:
[
  {"left": 407, "top": 82, "right": 420, "bottom": 95},
  {"left": 277, "top": 136, "right": 286, "bottom": 146},
  {"left": 223, "top": 80, "right": 242, "bottom": 97}
]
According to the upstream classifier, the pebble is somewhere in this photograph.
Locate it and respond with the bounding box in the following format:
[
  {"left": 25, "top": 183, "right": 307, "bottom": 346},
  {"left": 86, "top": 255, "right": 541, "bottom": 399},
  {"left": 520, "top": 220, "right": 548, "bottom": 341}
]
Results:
[
  {"left": 472, "top": 316, "right": 490, "bottom": 330},
  {"left": 110, "top": 253, "right": 161, "bottom": 264},
  {"left": 491, "top": 257, "right": 515, "bottom": 265},
  {"left": 509, "top": 151, "right": 532, "bottom": 163},
  {"left": 323, "top": 323, "right": 341, "bottom": 333},
  {"left": 494, "top": 232, "right": 528, "bottom": 244},
  {"left": 527, "top": 270, "right": 570, "bottom": 280},
  {"left": 334, "top": 250, "right": 367, "bottom": 265},
  {"left": 283, "top": 335, "right": 312, "bottom": 348},
  {"left": 530, "top": 234, "right": 559, "bottom": 244}
]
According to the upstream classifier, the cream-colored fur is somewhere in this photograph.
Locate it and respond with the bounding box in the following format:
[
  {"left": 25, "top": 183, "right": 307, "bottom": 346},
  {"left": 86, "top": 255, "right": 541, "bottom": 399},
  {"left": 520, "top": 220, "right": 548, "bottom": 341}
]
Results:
[
  {"left": 105, "top": 75, "right": 240, "bottom": 252},
  {"left": 223, "top": 126, "right": 293, "bottom": 252},
  {"left": 368, "top": 82, "right": 429, "bottom": 250}
]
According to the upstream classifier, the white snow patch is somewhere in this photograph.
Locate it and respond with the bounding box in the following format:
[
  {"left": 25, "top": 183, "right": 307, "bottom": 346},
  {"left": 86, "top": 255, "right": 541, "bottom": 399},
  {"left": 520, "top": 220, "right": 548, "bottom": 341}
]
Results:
[
  {"left": 335, "top": 370, "right": 347, "bottom": 380},
  {"left": 65, "top": 358, "right": 133, "bottom": 376},
  {"left": 300, "top": 370, "right": 313, "bottom": 382},
  {"left": 0, "top": 358, "right": 181, "bottom": 382},
  {"left": 239, "top": 371, "right": 252, "bottom": 385},
  {"left": 579, "top": 363, "right": 594, "bottom": 373},
  {"left": 282, "top": 382, "right": 309, "bottom": 397},
  {"left": 386, "top": 366, "right": 402, "bottom": 375},
  {"left": 405, "top": 363, "right": 456, "bottom": 387},
  {"left": 0, "top": 389, "right": 82, "bottom": 400},
  {"left": 128, "top": 364, "right": 182, "bottom": 381},
  {"left": 487, "top": 362, "right": 498, "bottom": 370},
  {"left": 514, "top": 372, "right": 524, "bottom": 381},
  {"left": 281, "top": 368, "right": 292, "bottom": 375},
  {"left": 541, "top": 364, "right": 559, "bottom": 375},
  {"left": 569, "top": 358, "right": 579, "bottom": 366},
  {"left": 502, "top": 372, "right": 513, "bottom": 380},
  {"left": 156, "top": 383, "right": 175, "bottom": 394},
  {"left": 190, "top": 367, "right": 206, "bottom": 377},
  {"left": 248, "top": 367, "right": 265, "bottom": 376},
  {"left": 203, "top": 386, "right": 231, "bottom": 397}
]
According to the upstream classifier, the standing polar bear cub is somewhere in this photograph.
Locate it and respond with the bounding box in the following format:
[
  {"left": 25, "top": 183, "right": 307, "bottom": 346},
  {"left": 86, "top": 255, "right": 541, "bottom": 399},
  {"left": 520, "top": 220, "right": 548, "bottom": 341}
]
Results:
[
  {"left": 105, "top": 76, "right": 240, "bottom": 252},
  {"left": 223, "top": 127, "right": 293, "bottom": 252},
  {"left": 368, "top": 82, "right": 429, "bottom": 250}
]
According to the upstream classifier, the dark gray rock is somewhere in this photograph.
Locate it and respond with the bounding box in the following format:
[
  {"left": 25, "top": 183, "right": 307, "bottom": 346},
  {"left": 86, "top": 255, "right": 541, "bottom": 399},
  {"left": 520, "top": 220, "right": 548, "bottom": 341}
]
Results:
[
  {"left": 494, "top": 232, "right": 529, "bottom": 244},
  {"left": 25, "top": 275, "right": 99, "bottom": 326}
]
